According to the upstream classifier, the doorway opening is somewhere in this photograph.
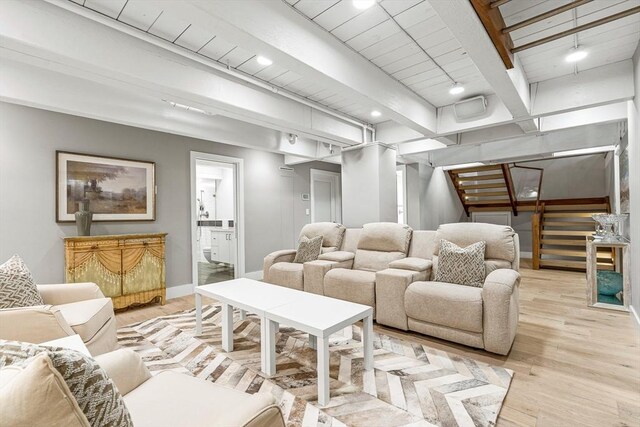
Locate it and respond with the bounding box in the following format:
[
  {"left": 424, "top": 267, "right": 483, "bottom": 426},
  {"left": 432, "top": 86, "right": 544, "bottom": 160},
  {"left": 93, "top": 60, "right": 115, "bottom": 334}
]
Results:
[
  {"left": 190, "top": 152, "right": 244, "bottom": 287},
  {"left": 310, "top": 169, "right": 342, "bottom": 223}
]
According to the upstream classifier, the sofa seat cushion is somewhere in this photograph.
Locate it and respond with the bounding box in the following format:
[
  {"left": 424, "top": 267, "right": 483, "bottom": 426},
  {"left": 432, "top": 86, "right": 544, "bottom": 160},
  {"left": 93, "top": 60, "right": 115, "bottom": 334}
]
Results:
[
  {"left": 324, "top": 269, "right": 376, "bottom": 308},
  {"left": 124, "top": 371, "right": 279, "bottom": 427},
  {"left": 405, "top": 282, "right": 483, "bottom": 333},
  {"left": 269, "top": 263, "right": 304, "bottom": 290},
  {"left": 56, "top": 298, "right": 114, "bottom": 342}
]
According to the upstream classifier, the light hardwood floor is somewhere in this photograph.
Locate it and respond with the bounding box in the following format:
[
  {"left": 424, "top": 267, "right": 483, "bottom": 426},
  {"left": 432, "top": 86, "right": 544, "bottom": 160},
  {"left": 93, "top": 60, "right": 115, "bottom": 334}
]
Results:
[{"left": 115, "top": 260, "right": 640, "bottom": 427}]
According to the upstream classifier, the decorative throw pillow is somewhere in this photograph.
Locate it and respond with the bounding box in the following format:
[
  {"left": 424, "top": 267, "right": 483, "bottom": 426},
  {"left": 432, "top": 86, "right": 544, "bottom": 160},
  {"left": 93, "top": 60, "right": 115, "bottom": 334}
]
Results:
[
  {"left": 293, "top": 235, "right": 323, "bottom": 263},
  {"left": 435, "top": 239, "right": 486, "bottom": 287},
  {"left": 0, "top": 353, "right": 90, "bottom": 426},
  {"left": 0, "top": 340, "right": 133, "bottom": 427},
  {"left": 0, "top": 255, "right": 44, "bottom": 309}
]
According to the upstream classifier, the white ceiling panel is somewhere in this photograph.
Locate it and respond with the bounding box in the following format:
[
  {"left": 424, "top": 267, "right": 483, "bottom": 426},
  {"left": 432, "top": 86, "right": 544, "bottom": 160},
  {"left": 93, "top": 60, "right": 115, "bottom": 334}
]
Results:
[
  {"left": 501, "top": 0, "right": 640, "bottom": 82},
  {"left": 174, "top": 25, "right": 215, "bottom": 52},
  {"left": 118, "top": 0, "right": 162, "bottom": 31},
  {"left": 292, "top": 1, "right": 339, "bottom": 19},
  {"left": 84, "top": 0, "right": 127, "bottom": 18},
  {"left": 199, "top": 37, "right": 237, "bottom": 61},
  {"left": 148, "top": 13, "right": 190, "bottom": 42},
  {"left": 218, "top": 47, "right": 254, "bottom": 68},
  {"left": 331, "top": 7, "right": 388, "bottom": 40}
]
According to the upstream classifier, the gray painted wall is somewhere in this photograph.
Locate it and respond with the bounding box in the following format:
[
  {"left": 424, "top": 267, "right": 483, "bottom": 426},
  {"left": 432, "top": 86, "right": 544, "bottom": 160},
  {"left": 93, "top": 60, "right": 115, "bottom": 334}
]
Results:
[
  {"left": 0, "top": 103, "right": 338, "bottom": 286},
  {"left": 419, "top": 165, "right": 467, "bottom": 230}
]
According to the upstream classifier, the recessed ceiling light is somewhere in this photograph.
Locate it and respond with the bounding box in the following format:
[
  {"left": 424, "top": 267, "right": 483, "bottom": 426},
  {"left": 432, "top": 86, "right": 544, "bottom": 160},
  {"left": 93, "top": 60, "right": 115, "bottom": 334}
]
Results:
[
  {"left": 449, "top": 82, "right": 465, "bottom": 95},
  {"left": 256, "top": 55, "right": 273, "bottom": 66},
  {"left": 565, "top": 47, "right": 588, "bottom": 63},
  {"left": 353, "top": 0, "right": 375, "bottom": 10},
  {"left": 371, "top": 110, "right": 381, "bottom": 117}
]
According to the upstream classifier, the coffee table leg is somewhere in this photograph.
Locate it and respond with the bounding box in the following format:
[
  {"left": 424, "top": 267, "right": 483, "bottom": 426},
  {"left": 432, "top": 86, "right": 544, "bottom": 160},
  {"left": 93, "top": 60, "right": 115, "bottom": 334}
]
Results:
[
  {"left": 195, "top": 292, "right": 202, "bottom": 336},
  {"left": 317, "top": 336, "right": 330, "bottom": 406},
  {"left": 239, "top": 309, "right": 246, "bottom": 320},
  {"left": 264, "top": 319, "right": 277, "bottom": 376},
  {"left": 363, "top": 314, "right": 373, "bottom": 370},
  {"left": 222, "top": 303, "right": 233, "bottom": 352},
  {"left": 309, "top": 334, "right": 317, "bottom": 349}
]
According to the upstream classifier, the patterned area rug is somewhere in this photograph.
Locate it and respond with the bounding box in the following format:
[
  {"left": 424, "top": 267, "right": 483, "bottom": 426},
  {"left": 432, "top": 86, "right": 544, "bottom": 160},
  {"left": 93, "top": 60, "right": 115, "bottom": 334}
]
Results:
[{"left": 117, "top": 304, "right": 513, "bottom": 427}]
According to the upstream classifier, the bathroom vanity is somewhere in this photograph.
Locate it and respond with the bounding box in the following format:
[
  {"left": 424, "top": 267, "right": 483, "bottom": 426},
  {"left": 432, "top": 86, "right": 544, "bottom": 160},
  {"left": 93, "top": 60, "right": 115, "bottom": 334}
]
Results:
[{"left": 208, "top": 229, "right": 236, "bottom": 265}]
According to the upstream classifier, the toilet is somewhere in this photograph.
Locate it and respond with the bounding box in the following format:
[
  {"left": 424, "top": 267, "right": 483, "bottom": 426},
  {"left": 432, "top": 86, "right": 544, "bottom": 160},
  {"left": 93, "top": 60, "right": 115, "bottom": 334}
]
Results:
[{"left": 203, "top": 248, "right": 213, "bottom": 263}]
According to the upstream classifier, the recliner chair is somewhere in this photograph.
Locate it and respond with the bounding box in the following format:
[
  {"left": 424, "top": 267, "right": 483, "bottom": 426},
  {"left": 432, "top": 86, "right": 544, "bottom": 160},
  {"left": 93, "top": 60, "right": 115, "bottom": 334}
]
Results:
[
  {"left": 262, "top": 222, "right": 345, "bottom": 290},
  {"left": 322, "top": 223, "right": 412, "bottom": 315}
]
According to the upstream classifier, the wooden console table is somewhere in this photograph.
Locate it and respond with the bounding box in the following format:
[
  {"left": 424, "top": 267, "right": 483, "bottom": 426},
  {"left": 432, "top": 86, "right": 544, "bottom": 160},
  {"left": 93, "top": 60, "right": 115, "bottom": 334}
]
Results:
[{"left": 64, "top": 233, "right": 167, "bottom": 309}]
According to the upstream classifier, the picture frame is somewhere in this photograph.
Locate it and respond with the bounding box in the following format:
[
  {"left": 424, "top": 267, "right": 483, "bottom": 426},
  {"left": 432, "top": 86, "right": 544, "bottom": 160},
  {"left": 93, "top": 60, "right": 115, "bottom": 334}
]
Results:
[{"left": 56, "top": 151, "right": 156, "bottom": 222}]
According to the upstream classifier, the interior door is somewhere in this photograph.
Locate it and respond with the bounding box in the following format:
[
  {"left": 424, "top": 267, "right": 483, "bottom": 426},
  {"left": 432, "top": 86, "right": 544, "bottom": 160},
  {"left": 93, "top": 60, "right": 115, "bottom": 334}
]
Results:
[{"left": 310, "top": 169, "right": 341, "bottom": 223}]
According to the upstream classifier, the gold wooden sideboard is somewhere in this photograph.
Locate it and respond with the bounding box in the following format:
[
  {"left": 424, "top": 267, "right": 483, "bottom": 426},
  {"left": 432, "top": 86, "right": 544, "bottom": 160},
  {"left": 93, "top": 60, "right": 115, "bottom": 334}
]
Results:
[{"left": 64, "top": 233, "right": 167, "bottom": 309}]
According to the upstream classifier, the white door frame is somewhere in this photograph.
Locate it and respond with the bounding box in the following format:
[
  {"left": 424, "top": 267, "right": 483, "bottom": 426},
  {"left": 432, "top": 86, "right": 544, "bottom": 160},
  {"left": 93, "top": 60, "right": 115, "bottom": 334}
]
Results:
[
  {"left": 396, "top": 165, "right": 408, "bottom": 224},
  {"left": 310, "top": 169, "right": 342, "bottom": 223},
  {"left": 190, "top": 151, "right": 245, "bottom": 287}
]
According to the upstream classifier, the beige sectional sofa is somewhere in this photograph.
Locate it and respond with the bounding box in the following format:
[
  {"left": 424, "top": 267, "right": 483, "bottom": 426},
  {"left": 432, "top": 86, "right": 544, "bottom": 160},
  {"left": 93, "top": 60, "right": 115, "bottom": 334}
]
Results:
[
  {"left": 263, "top": 222, "right": 521, "bottom": 355},
  {"left": 0, "top": 282, "right": 117, "bottom": 356},
  {"left": 95, "top": 349, "right": 285, "bottom": 427}
]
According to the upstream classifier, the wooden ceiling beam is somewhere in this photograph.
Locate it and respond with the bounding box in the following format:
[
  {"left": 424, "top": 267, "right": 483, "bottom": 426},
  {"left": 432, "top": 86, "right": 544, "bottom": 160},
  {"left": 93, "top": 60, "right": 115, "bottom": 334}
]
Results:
[
  {"left": 503, "top": 0, "right": 593, "bottom": 34},
  {"left": 470, "top": 0, "right": 515, "bottom": 69},
  {"left": 512, "top": 6, "right": 640, "bottom": 53}
]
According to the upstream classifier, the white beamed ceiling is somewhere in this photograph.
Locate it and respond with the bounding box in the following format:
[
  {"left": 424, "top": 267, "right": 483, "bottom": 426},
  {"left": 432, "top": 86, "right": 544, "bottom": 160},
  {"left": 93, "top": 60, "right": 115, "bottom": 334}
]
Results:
[
  {"left": 286, "top": 0, "right": 494, "bottom": 107},
  {"left": 66, "top": 0, "right": 492, "bottom": 123},
  {"left": 502, "top": 0, "right": 640, "bottom": 83}
]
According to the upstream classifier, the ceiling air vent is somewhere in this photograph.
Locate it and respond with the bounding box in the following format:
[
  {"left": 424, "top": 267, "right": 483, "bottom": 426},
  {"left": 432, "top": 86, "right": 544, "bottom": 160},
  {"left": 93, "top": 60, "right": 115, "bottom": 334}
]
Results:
[{"left": 453, "top": 96, "right": 488, "bottom": 121}]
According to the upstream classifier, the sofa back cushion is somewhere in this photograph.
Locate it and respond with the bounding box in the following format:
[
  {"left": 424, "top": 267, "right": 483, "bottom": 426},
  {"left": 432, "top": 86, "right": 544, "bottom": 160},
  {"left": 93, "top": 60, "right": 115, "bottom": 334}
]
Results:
[
  {"left": 407, "top": 230, "right": 437, "bottom": 259},
  {"left": 299, "top": 222, "right": 345, "bottom": 251},
  {"left": 341, "top": 228, "right": 362, "bottom": 253},
  {"left": 434, "top": 223, "right": 518, "bottom": 263},
  {"left": 354, "top": 223, "right": 412, "bottom": 272}
]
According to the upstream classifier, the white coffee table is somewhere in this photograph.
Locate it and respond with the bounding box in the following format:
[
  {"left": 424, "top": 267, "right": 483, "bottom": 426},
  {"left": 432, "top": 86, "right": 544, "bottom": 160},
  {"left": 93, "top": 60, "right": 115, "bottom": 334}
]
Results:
[
  {"left": 194, "top": 278, "right": 374, "bottom": 406},
  {"left": 264, "top": 292, "right": 373, "bottom": 406},
  {"left": 194, "top": 278, "right": 302, "bottom": 372}
]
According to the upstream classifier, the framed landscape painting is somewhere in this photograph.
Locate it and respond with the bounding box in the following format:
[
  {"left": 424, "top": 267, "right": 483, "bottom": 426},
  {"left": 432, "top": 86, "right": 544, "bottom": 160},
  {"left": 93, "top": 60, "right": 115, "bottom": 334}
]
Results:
[{"left": 56, "top": 151, "right": 156, "bottom": 222}]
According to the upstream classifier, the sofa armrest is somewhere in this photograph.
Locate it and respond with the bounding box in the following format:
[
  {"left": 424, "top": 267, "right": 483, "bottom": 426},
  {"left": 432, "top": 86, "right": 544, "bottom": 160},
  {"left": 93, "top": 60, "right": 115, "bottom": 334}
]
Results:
[
  {"left": 318, "top": 251, "right": 354, "bottom": 263},
  {"left": 262, "top": 250, "right": 297, "bottom": 283},
  {"left": 94, "top": 348, "right": 152, "bottom": 396},
  {"left": 375, "top": 268, "right": 427, "bottom": 330},
  {"left": 37, "top": 283, "right": 105, "bottom": 305},
  {"left": 0, "top": 306, "right": 75, "bottom": 343},
  {"left": 482, "top": 269, "right": 521, "bottom": 355},
  {"left": 388, "top": 257, "right": 432, "bottom": 273}
]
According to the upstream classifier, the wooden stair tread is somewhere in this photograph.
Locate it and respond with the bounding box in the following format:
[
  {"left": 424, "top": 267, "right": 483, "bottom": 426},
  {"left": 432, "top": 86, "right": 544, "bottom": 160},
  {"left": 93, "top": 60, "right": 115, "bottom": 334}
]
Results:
[
  {"left": 461, "top": 183, "right": 508, "bottom": 190},
  {"left": 541, "top": 239, "right": 589, "bottom": 246},
  {"left": 465, "top": 199, "right": 511, "bottom": 205},
  {"left": 539, "top": 259, "right": 614, "bottom": 270},
  {"left": 541, "top": 230, "right": 593, "bottom": 236},
  {"left": 457, "top": 173, "right": 504, "bottom": 182},
  {"left": 543, "top": 212, "right": 604, "bottom": 218},
  {"left": 541, "top": 248, "right": 613, "bottom": 258},
  {"left": 543, "top": 221, "right": 595, "bottom": 227},
  {"left": 465, "top": 191, "right": 509, "bottom": 197},
  {"left": 468, "top": 206, "right": 513, "bottom": 212},
  {"left": 543, "top": 204, "right": 608, "bottom": 211},
  {"left": 450, "top": 165, "right": 502, "bottom": 174}
]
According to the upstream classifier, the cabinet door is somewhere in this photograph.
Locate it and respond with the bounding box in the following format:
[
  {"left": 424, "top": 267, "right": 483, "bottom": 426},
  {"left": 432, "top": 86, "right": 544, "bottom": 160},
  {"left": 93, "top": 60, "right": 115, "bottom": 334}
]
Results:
[
  {"left": 122, "top": 245, "right": 164, "bottom": 295},
  {"left": 71, "top": 250, "right": 122, "bottom": 297}
]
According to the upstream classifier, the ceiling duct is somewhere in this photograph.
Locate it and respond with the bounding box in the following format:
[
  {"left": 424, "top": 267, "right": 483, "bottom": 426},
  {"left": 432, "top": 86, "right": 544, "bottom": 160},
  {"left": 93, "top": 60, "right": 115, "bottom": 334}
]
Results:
[{"left": 454, "top": 96, "right": 488, "bottom": 121}]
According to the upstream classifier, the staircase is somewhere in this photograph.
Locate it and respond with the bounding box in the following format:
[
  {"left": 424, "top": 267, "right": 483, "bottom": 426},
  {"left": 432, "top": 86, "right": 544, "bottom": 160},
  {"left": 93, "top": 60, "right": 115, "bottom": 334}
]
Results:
[
  {"left": 533, "top": 198, "right": 613, "bottom": 271},
  {"left": 448, "top": 164, "right": 517, "bottom": 216}
]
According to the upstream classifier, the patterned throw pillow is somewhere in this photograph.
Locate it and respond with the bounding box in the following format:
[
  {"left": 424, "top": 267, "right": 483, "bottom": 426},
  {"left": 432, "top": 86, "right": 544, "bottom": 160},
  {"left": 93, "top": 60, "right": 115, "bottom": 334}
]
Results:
[
  {"left": 293, "top": 235, "right": 323, "bottom": 263},
  {"left": 435, "top": 240, "right": 486, "bottom": 287},
  {"left": 0, "top": 255, "right": 44, "bottom": 309},
  {"left": 0, "top": 340, "right": 133, "bottom": 427}
]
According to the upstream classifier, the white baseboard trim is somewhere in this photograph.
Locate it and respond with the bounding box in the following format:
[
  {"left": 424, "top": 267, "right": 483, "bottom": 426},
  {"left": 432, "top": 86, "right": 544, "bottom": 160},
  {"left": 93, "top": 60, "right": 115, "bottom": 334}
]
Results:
[
  {"left": 520, "top": 252, "right": 532, "bottom": 259},
  {"left": 166, "top": 283, "right": 194, "bottom": 300},
  {"left": 630, "top": 305, "right": 640, "bottom": 329},
  {"left": 244, "top": 270, "right": 263, "bottom": 280}
]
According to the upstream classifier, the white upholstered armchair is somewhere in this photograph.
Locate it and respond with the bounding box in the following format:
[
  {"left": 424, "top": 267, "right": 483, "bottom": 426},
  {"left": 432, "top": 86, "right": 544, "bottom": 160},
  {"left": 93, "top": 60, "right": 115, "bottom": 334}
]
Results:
[{"left": 0, "top": 282, "right": 118, "bottom": 355}]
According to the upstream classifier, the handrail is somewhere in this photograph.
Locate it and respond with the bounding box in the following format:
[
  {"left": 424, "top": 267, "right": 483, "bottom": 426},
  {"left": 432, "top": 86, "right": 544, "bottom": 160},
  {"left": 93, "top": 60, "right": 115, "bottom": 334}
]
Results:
[{"left": 501, "top": 164, "right": 518, "bottom": 216}]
